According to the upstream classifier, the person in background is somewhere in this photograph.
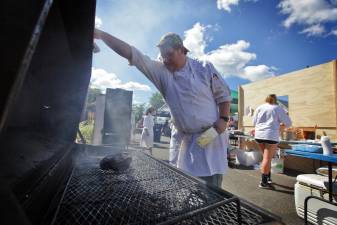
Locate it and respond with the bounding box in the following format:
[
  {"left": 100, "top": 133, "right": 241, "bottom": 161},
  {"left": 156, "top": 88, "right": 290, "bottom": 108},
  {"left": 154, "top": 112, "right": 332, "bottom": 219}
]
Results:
[
  {"left": 227, "top": 117, "right": 237, "bottom": 130},
  {"left": 140, "top": 107, "right": 155, "bottom": 155},
  {"left": 252, "top": 94, "right": 292, "bottom": 188},
  {"left": 94, "top": 29, "right": 231, "bottom": 188},
  {"left": 161, "top": 119, "right": 171, "bottom": 136}
]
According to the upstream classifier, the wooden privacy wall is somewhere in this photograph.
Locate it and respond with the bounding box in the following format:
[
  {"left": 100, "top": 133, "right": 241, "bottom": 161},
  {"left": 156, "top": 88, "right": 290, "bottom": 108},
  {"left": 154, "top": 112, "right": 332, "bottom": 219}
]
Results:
[{"left": 239, "top": 59, "right": 337, "bottom": 140}]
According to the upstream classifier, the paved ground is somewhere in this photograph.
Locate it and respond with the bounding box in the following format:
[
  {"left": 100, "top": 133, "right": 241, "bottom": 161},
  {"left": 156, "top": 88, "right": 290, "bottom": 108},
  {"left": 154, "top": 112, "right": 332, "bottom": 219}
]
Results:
[{"left": 130, "top": 134, "right": 304, "bottom": 225}]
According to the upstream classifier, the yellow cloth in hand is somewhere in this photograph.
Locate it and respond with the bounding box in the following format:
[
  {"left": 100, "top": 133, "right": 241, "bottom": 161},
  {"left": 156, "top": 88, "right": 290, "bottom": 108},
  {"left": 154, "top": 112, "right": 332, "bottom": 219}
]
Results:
[{"left": 197, "top": 127, "right": 218, "bottom": 148}]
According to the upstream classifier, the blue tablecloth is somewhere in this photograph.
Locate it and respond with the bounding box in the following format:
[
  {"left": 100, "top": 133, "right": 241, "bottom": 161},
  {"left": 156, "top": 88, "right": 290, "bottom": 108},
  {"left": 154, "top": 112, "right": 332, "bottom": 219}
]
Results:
[
  {"left": 234, "top": 135, "right": 337, "bottom": 146},
  {"left": 285, "top": 150, "right": 337, "bottom": 164}
]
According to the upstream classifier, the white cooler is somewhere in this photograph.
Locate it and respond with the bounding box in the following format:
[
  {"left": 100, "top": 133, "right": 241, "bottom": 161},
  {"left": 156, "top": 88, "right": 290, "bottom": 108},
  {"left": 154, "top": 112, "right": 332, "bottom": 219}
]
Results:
[{"left": 295, "top": 174, "right": 337, "bottom": 225}]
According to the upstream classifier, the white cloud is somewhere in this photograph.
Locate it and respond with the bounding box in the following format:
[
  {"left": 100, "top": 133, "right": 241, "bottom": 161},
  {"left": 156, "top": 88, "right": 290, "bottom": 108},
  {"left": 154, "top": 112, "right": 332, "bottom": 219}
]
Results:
[
  {"left": 330, "top": 29, "right": 337, "bottom": 35},
  {"left": 278, "top": 0, "right": 337, "bottom": 37},
  {"left": 217, "top": 0, "right": 240, "bottom": 12},
  {"left": 90, "top": 68, "right": 151, "bottom": 92},
  {"left": 203, "top": 40, "right": 257, "bottom": 76},
  {"left": 216, "top": 0, "right": 259, "bottom": 12},
  {"left": 95, "top": 16, "right": 102, "bottom": 28},
  {"left": 242, "top": 65, "right": 276, "bottom": 81},
  {"left": 183, "top": 23, "right": 275, "bottom": 81},
  {"left": 300, "top": 24, "right": 326, "bottom": 36},
  {"left": 183, "top": 23, "right": 207, "bottom": 58}
]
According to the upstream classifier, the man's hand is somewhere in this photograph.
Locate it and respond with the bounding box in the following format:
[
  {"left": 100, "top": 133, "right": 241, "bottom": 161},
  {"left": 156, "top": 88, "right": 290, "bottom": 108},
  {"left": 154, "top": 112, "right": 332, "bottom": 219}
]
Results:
[
  {"left": 92, "top": 28, "right": 132, "bottom": 61},
  {"left": 214, "top": 118, "right": 227, "bottom": 134},
  {"left": 94, "top": 28, "right": 104, "bottom": 40}
]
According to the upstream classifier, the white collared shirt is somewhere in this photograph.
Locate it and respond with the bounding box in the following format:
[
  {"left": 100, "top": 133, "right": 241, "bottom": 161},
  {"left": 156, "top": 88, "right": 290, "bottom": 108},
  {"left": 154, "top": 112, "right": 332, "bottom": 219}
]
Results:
[{"left": 129, "top": 46, "right": 231, "bottom": 176}]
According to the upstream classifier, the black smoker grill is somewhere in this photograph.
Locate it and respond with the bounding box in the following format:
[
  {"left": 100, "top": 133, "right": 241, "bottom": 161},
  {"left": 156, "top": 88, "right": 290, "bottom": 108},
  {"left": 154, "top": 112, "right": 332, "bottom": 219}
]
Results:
[
  {"left": 51, "top": 147, "right": 282, "bottom": 225},
  {"left": 0, "top": 0, "right": 284, "bottom": 224}
]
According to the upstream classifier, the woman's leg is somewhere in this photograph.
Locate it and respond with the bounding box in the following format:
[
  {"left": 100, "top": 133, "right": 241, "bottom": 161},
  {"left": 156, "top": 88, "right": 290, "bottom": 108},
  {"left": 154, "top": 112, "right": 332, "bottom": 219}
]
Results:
[
  {"left": 261, "top": 144, "right": 277, "bottom": 174},
  {"left": 258, "top": 143, "right": 266, "bottom": 174},
  {"left": 258, "top": 143, "right": 265, "bottom": 154},
  {"left": 259, "top": 143, "right": 277, "bottom": 187}
]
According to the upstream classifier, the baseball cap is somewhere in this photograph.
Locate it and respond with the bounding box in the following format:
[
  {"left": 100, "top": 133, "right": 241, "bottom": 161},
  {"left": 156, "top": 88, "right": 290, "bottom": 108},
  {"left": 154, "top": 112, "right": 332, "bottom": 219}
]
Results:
[{"left": 157, "top": 32, "right": 189, "bottom": 53}]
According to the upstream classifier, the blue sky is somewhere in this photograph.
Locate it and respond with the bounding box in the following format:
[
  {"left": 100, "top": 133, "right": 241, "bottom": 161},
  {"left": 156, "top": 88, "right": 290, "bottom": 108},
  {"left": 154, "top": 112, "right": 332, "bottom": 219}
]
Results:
[{"left": 92, "top": 0, "right": 337, "bottom": 104}]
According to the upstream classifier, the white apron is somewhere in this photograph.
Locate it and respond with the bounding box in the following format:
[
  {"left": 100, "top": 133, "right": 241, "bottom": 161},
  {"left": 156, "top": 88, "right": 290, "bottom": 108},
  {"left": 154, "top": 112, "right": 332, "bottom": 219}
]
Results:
[{"left": 170, "top": 60, "right": 229, "bottom": 177}]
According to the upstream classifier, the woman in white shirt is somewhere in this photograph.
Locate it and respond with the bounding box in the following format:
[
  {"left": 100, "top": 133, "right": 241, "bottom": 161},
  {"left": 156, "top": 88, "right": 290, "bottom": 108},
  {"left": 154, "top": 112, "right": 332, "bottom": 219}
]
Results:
[
  {"left": 253, "top": 94, "right": 292, "bottom": 188},
  {"left": 140, "top": 107, "right": 155, "bottom": 154}
]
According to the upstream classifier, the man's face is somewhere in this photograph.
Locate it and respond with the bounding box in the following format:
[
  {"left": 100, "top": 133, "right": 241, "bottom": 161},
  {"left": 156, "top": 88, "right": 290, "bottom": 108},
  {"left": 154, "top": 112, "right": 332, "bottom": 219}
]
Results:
[{"left": 159, "top": 47, "right": 184, "bottom": 72}]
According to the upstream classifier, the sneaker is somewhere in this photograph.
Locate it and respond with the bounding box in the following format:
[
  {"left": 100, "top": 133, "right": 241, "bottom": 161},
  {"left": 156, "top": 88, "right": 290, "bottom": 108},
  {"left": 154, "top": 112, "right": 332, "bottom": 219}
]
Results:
[
  {"left": 267, "top": 177, "right": 273, "bottom": 184},
  {"left": 259, "top": 182, "right": 271, "bottom": 189},
  {"left": 266, "top": 172, "right": 272, "bottom": 184}
]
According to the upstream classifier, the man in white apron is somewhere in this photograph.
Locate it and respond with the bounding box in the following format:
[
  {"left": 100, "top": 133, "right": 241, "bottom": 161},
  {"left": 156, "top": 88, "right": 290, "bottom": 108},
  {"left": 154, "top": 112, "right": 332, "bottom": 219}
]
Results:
[{"left": 94, "top": 30, "right": 231, "bottom": 188}]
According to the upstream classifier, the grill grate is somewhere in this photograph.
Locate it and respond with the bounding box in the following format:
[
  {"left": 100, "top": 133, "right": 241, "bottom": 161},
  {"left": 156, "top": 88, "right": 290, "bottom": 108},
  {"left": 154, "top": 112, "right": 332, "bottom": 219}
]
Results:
[
  {"left": 172, "top": 203, "right": 264, "bottom": 225},
  {"left": 52, "top": 151, "right": 278, "bottom": 225}
]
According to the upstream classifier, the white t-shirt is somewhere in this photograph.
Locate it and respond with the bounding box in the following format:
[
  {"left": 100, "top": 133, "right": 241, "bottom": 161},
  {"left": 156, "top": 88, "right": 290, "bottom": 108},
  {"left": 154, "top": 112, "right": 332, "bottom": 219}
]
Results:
[{"left": 253, "top": 103, "right": 292, "bottom": 141}]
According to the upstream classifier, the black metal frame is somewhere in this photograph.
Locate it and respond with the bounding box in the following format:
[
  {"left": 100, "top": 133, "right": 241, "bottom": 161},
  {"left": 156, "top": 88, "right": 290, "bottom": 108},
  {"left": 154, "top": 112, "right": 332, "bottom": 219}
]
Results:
[
  {"left": 0, "top": 0, "right": 53, "bottom": 134},
  {"left": 151, "top": 154, "right": 285, "bottom": 224},
  {"left": 286, "top": 152, "right": 337, "bottom": 200},
  {"left": 157, "top": 198, "right": 242, "bottom": 225},
  {"left": 0, "top": 1, "right": 96, "bottom": 224},
  {"left": 304, "top": 195, "right": 337, "bottom": 225},
  {"left": 51, "top": 148, "right": 284, "bottom": 225}
]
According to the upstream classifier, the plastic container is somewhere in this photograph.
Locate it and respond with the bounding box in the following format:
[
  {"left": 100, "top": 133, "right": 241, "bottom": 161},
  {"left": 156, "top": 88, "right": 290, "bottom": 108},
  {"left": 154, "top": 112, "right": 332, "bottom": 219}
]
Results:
[
  {"left": 271, "top": 157, "right": 284, "bottom": 174},
  {"left": 321, "top": 136, "right": 333, "bottom": 156}
]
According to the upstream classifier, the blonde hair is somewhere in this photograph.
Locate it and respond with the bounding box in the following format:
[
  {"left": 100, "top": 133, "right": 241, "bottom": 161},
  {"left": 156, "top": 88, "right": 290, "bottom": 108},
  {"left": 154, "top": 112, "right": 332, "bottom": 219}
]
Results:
[{"left": 265, "top": 94, "right": 277, "bottom": 104}]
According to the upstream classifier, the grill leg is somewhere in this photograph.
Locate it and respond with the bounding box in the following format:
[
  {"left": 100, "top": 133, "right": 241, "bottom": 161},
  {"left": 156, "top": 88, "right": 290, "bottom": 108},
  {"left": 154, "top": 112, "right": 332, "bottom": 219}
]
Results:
[
  {"left": 328, "top": 162, "right": 332, "bottom": 202},
  {"left": 235, "top": 198, "right": 242, "bottom": 224}
]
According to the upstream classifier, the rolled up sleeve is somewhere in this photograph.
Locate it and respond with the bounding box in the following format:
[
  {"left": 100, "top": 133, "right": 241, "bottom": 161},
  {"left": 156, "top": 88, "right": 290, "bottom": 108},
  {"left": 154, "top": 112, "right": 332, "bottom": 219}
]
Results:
[
  {"left": 208, "top": 63, "right": 232, "bottom": 104},
  {"left": 129, "top": 46, "right": 166, "bottom": 94},
  {"left": 278, "top": 107, "right": 292, "bottom": 128}
]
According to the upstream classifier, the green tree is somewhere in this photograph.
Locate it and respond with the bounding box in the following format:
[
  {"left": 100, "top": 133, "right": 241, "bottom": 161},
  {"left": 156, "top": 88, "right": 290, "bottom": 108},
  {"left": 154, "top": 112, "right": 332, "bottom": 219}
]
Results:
[
  {"left": 133, "top": 103, "right": 146, "bottom": 123},
  {"left": 149, "top": 92, "right": 165, "bottom": 109},
  {"left": 77, "top": 88, "right": 102, "bottom": 143},
  {"left": 77, "top": 120, "right": 94, "bottom": 144}
]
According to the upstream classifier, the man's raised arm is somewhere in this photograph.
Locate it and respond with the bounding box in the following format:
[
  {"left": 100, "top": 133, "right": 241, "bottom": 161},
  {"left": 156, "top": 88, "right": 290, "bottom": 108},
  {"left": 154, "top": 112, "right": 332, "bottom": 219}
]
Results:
[{"left": 94, "top": 28, "right": 132, "bottom": 61}]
